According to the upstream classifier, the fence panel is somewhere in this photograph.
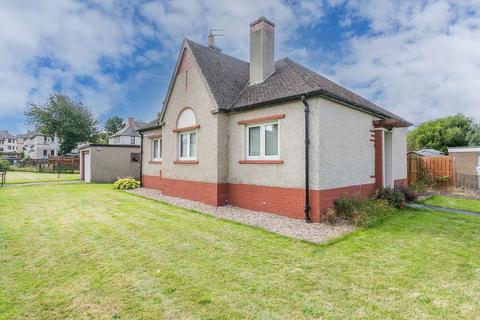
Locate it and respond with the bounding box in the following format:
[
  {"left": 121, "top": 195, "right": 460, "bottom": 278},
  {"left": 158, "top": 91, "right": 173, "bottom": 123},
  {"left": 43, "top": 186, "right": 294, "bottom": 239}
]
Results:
[{"left": 407, "top": 155, "right": 454, "bottom": 187}]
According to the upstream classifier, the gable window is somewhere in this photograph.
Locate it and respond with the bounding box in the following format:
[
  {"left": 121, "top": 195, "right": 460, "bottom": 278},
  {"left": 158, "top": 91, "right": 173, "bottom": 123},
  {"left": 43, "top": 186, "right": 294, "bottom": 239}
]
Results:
[
  {"left": 152, "top": 139, "right": 162, "bottom": 160},
  {"left": 130, "top": 136, "right": 136, "bottom": 144},
  {"left": 179, "top": 131, "right": 196, "bottom": 160},
  {"left": 247, "top": 122, "right": 279, "bottom": 159}
]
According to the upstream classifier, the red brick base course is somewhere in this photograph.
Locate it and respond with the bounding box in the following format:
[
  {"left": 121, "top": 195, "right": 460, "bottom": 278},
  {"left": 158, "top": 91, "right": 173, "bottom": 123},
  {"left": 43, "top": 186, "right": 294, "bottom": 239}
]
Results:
[{"left": 142, "top": 175, "right": 393, "bottom": 222}]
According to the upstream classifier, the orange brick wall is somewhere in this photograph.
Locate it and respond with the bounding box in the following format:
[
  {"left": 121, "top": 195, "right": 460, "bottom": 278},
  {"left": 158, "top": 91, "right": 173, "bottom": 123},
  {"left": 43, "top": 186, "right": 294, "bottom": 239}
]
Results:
[{"left": 143, "top": 175, "right": 378, "bottom": 222}]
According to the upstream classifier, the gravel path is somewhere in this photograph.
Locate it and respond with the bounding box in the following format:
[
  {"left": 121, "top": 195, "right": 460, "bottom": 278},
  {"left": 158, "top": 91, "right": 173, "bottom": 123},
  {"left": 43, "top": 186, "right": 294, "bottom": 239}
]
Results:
[
  {"left": 127, "top": 188, "right": 355, "bottom": 243},
  {"left": 408, "top": 203, "right": 480, "bottom": 217}
]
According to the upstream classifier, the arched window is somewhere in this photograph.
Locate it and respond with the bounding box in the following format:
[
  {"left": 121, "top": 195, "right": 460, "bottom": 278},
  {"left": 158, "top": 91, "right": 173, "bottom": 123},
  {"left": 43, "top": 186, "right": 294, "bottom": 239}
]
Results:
[
  {"left": 176, "top": 108, "right": 196, "bottom": 129},
  {"left": 174, "top": 108, "right": 199, "bottom": 161}
]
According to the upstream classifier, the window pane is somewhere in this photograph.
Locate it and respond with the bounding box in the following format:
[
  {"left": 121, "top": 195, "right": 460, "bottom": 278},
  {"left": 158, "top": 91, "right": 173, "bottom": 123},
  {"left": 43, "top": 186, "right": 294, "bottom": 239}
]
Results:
[
  {"left": 180, "top": 134, "right": 188, "bottom": 157},
  {"left": 265, "top": 123, "right": 278, "bottom": 156},
  {"left": 159, "top": 139, "right": 162, "bottom": 158},
  {"left": 248, "top": 126, "right": 260, "bottom": 156},
  {"left": 189, "top": 132, "right": 196, "bottom": 157},
  {"left": 153, "top": 140, "right": 159, "bottom": 159}
]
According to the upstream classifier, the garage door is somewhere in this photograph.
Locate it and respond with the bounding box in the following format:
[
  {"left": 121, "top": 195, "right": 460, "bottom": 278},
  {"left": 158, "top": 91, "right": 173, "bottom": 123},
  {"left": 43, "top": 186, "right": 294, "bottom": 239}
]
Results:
[{"left": 83, "top": 152, "right": 91, "bottom": 182}]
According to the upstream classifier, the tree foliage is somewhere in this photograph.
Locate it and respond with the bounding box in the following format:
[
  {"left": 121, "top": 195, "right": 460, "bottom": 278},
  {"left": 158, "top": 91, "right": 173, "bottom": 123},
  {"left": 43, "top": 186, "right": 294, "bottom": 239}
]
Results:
[
  {"left": 25, "top": 93, "right": 99, "bottom": 154},
  {"left": 407, "top": 114, "right": 474, "bottom": 153},
  {"left": 104, "top": 116, "right": 124, "bottom": 136},
  {"left": 0, "top": 158, "right": 9, "bottom": 172},
  {"left": 467, "top": 124, "right": 480, "bottom": 146}
]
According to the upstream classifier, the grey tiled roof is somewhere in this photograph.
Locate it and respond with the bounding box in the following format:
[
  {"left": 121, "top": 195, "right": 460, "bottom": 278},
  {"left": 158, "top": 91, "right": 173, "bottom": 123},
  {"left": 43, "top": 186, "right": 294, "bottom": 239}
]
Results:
[
  {"left": 186, "top": 40, "right": 409, "bottom": 124},
  {"left": 187, "top": 40, "right": 249, "bottom": 110},
  {"left": 111, "top": 121, "right": 148, "bottom": 137},
  {"left": 0, "top": 130, "right": 16, "bottom": 139}
]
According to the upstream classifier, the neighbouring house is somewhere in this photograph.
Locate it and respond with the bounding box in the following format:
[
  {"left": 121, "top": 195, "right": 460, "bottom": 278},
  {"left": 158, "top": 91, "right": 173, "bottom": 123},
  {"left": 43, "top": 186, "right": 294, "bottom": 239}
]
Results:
[
  {"left": 79, "top": 144, "right": 141, "bottom": 183},
  {"left": 408, "top": 149, "right": 444, "bottom": 157},
  {"left": 109, "top": 117, "right": 148, "bottom": 145},
  {"left": 0, "top": 130, "right": 21, "bottom": 154},
  {"left": 21, "top": 129, "right": 59, "bottom": 161},
  {"left": 448, "top": 146, "right": 480, "bottom": 190},
  {"left": 140, "top": 17, "right": 411, "bottom": 222}
]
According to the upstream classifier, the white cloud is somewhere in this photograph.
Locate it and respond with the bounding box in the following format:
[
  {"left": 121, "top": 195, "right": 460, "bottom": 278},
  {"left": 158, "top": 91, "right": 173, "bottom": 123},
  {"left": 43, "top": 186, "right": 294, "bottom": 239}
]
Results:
[
  {"left": 329, "top": 0, "right": 480, "bottom": 124},
  {"left": 0, "top": 0, "right": 140, "bottom": 119}
]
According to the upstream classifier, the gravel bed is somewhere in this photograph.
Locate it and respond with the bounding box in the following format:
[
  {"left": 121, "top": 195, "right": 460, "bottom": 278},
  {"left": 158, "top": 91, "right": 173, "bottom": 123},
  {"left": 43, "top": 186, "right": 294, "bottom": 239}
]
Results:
[{"left": 127, "top": 187, "right": 355, "bottom": 243}]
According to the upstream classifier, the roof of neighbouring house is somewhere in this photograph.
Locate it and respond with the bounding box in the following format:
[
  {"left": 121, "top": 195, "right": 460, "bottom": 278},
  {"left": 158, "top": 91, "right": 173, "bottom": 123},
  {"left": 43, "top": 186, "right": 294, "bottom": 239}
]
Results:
[
  {"left": 448, "top": 146, "right": 480, "bottom": 153},
  {"left": 179, "top": 39, "right": 411, "bottom": 126},
  {"left": 110, "top": 119, "right": 149, "bottom": 138},
  {"left": 409, "top": 149, "right": 444, "bottom": 157},
  {"left": 0, "top": 130, "right": 16, "bottom": 140}
]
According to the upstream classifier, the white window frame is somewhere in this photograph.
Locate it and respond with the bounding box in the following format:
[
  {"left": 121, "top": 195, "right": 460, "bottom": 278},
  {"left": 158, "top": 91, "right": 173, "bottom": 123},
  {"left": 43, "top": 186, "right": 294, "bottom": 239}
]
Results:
[
  {"left": 178, "top": 130, "right": 197, "bottom": 160},
  {"left": 152, "top": 138, "right": 162, "bottom": 161},
  {"left": 245, "top": 121, "right": 280, "bottom": 160}
]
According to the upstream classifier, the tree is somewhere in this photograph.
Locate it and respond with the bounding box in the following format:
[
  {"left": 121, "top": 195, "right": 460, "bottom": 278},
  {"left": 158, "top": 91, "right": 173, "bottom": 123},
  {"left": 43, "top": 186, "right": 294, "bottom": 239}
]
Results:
[
  {"left": 25, "top": 93, "right": 100, "bottom": 154},
  {"left": 407, "top": 114, "right": 473, "bottom": 153},
  {"left": 467, "top": 124, "right": 480, "bottom": 146},
  {"left": 104, "top": 116, "right": 124, "bottom": 136}
]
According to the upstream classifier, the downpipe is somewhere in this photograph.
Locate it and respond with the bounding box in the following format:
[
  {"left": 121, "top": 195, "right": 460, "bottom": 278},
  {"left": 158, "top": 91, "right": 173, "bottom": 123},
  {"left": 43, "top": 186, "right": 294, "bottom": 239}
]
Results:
[{"left": 301, "top": 95, "right": 312, "bottom": 223}]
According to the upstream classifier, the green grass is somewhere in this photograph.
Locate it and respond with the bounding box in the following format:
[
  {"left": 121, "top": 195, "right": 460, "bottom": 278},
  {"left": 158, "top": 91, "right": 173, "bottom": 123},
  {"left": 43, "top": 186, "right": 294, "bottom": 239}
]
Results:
[
  {"left": 0, "top": 184, "right": 479, "bottom": 319},
  {"left": 420, "top": 195, "right": 480, "bottom": 213},
  {"left": 3, "top": 171, "right": 79, "bottom": 184}
]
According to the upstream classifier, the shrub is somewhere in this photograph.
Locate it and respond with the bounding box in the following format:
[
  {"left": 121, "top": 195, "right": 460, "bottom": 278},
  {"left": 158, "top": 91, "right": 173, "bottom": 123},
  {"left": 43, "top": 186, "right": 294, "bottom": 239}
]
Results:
[
  {"left": 334, "top": 197, "right": 360, "bottom": 220},
  {"left": 324, "top": 208, "right": 337, "bottom": 225},
  {"left": 396, "top": 184, "right": 418, "bottom": 203},
  {"left": 113, "top": 177, "right": 140, "bottom": 190},
  {"left": 333, "top": 196, "right": 394, "bottom": 227},
  {"left": 353, "top": 199, "right": 393, "bottom": 227},
  {"left": 0, "top": 158, "right": 9, "bottom": 172},
  {"left": 378, "top": 187, "right": 406, "bottom": 208}
]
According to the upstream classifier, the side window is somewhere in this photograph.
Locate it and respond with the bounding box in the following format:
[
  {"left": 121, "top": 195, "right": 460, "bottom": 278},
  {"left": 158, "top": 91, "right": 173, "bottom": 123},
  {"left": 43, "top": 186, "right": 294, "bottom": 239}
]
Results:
[
  {"left": 246, "top": 122, "right": 279, "bottom": 159},
  {"left": 152, "top": 139, "right": 162, "bottom": 160},
  {"left": 130, "top": 136, "right": 136, "bottom": 144},
  {"left": 131, "top": 153, "right": 140, "bottom": 163},
  {"left": 179, "top": 131, "right": 196, "bottom": 160}
]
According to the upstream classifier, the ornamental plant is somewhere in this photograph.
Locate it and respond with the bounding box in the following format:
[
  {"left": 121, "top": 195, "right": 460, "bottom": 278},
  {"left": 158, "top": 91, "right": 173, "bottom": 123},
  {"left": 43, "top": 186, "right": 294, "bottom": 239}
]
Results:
[{"left": 113, "top": 177, "right": 140, "bottom": 190}]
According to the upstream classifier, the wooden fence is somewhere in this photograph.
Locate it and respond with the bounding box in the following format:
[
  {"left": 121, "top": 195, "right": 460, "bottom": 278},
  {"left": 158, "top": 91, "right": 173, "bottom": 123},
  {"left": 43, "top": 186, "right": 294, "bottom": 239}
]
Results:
[
  {"left": 408, "top": 155, "right": 454, "bottom": 187},
  {"left": 48, "top": 156, "right": 80, "bottom": 170}
]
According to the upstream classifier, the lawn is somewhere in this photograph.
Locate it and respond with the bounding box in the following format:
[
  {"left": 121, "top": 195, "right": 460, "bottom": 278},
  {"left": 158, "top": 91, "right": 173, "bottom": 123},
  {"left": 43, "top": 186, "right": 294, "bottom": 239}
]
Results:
[
  {"left": 0, "top": 184, "right": 479, "bottom": 319},
  {"left": 3, "top": 171, "right": 79, "bottom": 184},
  {"left": 420, "top": 195, "right": 480, "bottom": 213}
]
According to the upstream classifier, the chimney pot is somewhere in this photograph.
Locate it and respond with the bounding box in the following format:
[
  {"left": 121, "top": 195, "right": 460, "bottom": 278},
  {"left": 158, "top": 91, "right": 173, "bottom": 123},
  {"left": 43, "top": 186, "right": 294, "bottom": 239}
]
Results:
[{"left": 249, "top": 17, "right": 275, "bottom": 85}]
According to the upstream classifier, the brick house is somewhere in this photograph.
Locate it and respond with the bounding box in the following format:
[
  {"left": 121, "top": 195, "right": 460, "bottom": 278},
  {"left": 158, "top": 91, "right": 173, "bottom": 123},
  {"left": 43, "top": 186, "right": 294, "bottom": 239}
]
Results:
[{"left": 139, "top": 17, "right": 411, "bottom": 222}]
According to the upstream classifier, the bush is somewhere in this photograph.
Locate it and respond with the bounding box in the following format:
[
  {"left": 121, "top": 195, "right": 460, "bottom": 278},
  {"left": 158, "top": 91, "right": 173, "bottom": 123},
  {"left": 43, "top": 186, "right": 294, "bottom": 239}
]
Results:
[
  {"left": 378, "top": 187, "right": 406, "bottom": 208},
  {"left": 0, "top": 158, "right": 9, "bottom": 172},
  {"left": 333, "top": 197, "right": 361, "bottom": 220},
  {"left": 113, "top": 177, "right": 140, "bottom": 190},
  {"left": 333, "top": 196, "right": 393, "bottom": 227}
]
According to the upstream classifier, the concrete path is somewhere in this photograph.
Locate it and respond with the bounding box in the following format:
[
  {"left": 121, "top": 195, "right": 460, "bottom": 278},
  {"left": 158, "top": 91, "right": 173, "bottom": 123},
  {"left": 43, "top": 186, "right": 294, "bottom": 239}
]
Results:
[{"left": 408, "top": 203, "right": 480, "bottom": 217}]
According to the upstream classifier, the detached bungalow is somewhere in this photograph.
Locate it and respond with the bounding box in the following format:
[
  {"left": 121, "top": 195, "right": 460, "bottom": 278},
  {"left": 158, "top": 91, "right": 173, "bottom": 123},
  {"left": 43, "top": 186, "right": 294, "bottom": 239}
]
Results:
[{"left": 140, "top": 17, "right": 411, "bottom": 222}]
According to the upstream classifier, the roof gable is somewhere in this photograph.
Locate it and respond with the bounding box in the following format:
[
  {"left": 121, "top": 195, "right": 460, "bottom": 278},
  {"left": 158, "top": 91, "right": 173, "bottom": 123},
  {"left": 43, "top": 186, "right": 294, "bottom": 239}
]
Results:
[{"left": 156, "top": 39, "right": 410, "bottom": 126}]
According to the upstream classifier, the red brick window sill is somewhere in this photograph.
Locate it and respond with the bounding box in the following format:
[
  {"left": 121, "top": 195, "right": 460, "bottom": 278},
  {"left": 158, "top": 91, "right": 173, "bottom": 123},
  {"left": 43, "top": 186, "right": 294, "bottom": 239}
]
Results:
[
  {"left": 172, "top": 125, "right": 200, "bottom": 133},
  {"left": 173, "top": 160, "right": 199, "bottom": 164},
  {"left": 148, "top": 160, "right": 162, "bottom": 164},
  {"left": 237, "top": 114, "right": 285, "bottom": 125},
  {"left": 239, "top": 160, "right": 284, "bottom": 164}
]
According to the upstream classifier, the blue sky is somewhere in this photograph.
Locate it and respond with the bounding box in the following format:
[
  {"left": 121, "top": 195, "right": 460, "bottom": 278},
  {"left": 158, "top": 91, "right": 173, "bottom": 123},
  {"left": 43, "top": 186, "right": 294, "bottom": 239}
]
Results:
[{"left": 1, "top": 0, "right": 480, "bottom": 135}]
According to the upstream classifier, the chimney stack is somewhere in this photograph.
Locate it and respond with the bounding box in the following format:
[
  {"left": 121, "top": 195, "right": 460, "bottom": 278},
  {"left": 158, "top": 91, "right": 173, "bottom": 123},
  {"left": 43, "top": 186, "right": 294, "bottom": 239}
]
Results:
[
  {"left": 127, "top": 117, "right": 134, "bottom": 126},
  {"left": 249, "top": 17, "right": 275, "bottom": 85}
]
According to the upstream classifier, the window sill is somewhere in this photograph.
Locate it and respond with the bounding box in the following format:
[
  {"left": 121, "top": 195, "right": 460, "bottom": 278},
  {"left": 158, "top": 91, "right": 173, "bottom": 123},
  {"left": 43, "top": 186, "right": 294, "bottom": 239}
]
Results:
[
  {"left": 239, "top": 160, "right": 284, "bottom": 164},
  {"left": 149, "top": 160, "right": 162, "bottom": 164},
  {"left": 172, "top": 125, "right": 200, "bottom": 133},
  {"left": 174, "top": 160, "right": 199, "bottom": 164}
]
